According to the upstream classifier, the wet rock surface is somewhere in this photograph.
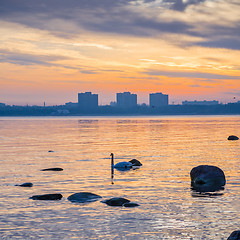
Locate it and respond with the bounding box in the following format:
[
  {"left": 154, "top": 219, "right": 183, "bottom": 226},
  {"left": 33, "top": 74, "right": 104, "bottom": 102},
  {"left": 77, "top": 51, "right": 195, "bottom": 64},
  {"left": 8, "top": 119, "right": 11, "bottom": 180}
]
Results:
[
  {"left": 190, "top": 165, "right": 226, "bottom": 192},
  {"left": 41, "top": 168, "right": 63, "bottom": 171},
  {"left": 30, "top": 193, "right": 63, "bottom": 200},
  {"left": 129, "top": 159, "right": 142, "bottom": 166},
  {"left": 15, "top": 182, "right": 33, "bottom": 187},
  {"left": 228, "top": 135, "right": 239, "bottom": 140},
  {"left": 227, "top": 231, "right": 240, "bottom": 240},
  {"left": 67, "top": 192, "right": 102, "bottom": 203},
  {"left": 123, "top": 202, "right": 140, "bottom": 207},
  {"left": 103, "top": 197, "right": 131, "bottom": 206}
]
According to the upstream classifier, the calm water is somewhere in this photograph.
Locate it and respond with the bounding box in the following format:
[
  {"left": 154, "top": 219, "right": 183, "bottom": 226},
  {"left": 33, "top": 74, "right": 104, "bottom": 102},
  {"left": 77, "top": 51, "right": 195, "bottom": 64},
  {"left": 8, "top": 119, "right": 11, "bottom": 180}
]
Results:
[{"left": 0, "top": 115, "right": 239, "bottom": 240}]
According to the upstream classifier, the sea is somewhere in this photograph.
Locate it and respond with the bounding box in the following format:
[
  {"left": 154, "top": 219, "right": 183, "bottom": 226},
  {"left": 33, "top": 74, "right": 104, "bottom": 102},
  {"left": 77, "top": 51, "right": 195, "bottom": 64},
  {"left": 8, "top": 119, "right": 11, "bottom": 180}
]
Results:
[{"left": 0, "top": 115, "right": 239, "bottom": 240}]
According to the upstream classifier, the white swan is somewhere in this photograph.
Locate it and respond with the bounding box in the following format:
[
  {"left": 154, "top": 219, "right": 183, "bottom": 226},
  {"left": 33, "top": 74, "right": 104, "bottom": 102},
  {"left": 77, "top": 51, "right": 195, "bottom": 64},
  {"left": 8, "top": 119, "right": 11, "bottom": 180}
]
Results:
[{"left": 110, "top": 153, "right": 132, "bottom": 171}]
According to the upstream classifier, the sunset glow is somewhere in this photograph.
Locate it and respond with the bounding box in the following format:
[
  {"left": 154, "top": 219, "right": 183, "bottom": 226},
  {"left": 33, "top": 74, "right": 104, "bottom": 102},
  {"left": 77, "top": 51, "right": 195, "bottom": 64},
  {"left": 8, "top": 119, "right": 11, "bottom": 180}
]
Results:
[{"left": 0, "top": 0, "right": 240, "bottom": 105}]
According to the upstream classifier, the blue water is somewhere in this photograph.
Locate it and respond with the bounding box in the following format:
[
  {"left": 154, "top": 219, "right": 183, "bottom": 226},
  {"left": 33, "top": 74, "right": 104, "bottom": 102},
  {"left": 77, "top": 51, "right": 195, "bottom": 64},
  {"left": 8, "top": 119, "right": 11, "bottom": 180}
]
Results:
[{"left": 0, "top": 115, "right": 239, "bottom": 239}]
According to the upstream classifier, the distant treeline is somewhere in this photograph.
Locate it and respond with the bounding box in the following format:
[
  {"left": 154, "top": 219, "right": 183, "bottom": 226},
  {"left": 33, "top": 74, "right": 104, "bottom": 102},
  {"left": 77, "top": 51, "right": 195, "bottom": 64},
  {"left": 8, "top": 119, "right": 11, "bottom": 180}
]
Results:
[{"left": 0, "top": 103, "right": 240, "bottom": 116}]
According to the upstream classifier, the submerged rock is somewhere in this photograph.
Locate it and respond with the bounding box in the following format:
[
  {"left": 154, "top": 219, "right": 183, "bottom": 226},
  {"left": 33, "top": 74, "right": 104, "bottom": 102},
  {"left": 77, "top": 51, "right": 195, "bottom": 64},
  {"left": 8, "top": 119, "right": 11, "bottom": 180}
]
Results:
[
  {"left": 16, "top": 182, "right": 33, "bottom": 187},
  {"left": 30, "top": 193, "right": 63, "bottom": 200},
  {"left": 129, "top": 159, "right": 142, "bottom": 166},
  {"left": 228, "top": 135, "right": 239, "bottom": 141},
  {"left": 102, "top": 197, "right": 131, "bottom": 206},
  {"left": 227, "top": 231, "right": 240, "bottom": 240},
  {"left": 41, "top": 168, "right": 63, "bottom": 171},
  {"left": 123, "top": 202, "right": 140, "bottom": 207},
  {"left": 190, "top": 165, "right": 226, "bottom": 193},
  {"left": 67, "top": 192, "right": 102, "bottom": 203}
]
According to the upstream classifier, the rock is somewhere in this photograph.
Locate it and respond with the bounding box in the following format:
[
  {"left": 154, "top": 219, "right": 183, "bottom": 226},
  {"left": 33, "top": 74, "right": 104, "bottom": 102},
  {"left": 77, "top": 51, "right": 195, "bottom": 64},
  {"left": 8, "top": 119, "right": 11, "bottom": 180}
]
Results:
[
  {"left": 16, "top": 182, "right": 33, "bottom": 187},
  {"left": 190, "top": 165, "right": 226, "bottom": 192},
  {"left": 228, "top": 135, "right": 239, "bottom": 141},
  {"left": 48, "top": 150, "right": 54, "bottom": 152},
  {"left": 103, "top": 197, "right": 131, "bottom": 206},
  {"left": 67, "top": 192, "right": 102, "bottom": 203},
  {"left": 30, "top": 193, "right": 63, "bottom": 200},
  {"left": 129, "top": 159, "right": 142, "bottom": 166},
  {"left": 123, "top": 202, "right": 140, "bottom": 207},
  {"left": 41, "top": 168, "right": 63, "bottom": 171},
  {"left": 227, "top": 231, "right": 240, "bottom": 240}
]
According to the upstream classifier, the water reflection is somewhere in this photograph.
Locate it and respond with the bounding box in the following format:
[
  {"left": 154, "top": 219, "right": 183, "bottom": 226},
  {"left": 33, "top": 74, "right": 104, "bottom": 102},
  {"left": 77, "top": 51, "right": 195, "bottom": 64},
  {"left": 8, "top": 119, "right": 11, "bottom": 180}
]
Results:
[
  {"left": 191, "top": 190, "right": 224, "bottom": 198},
  {"left": 0, "top": 116, "right": 239, "bottom": 239}
]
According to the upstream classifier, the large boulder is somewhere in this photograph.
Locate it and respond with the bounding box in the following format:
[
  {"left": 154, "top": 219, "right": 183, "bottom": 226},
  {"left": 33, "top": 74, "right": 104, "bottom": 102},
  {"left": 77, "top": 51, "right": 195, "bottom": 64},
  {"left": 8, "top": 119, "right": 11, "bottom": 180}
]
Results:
[
  {"left": 67, "top": 192, "right": 102, "bottom": 203},
  {"left": 228, "top": 135, "right": 239, "bottom": 141},
  {"left": 190, "top": 165, "right": 226, "bottom": 192},
  {"left": 30, "top": 193, "right": 63, "bottom": 200},
  {"left": 227, "top": 231, "right": 240, "bottom": 240}
]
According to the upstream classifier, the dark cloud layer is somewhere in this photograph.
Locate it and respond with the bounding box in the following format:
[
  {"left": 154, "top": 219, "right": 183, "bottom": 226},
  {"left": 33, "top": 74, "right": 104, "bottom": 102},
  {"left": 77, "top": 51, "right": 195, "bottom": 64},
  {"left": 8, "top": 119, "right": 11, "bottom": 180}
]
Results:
[
  {"left": 0, "top": 0, "right": 239, "bottom": 50},
  {"left": 0, "top": 0, "right": 193, "bottom": 37}
]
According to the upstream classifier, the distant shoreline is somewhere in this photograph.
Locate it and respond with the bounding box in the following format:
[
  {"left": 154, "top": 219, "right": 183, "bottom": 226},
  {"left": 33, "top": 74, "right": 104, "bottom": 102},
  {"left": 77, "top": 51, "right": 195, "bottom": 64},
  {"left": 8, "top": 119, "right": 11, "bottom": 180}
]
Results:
[
  {"left": 0, "top": 113, "right": 240, "bottom": 118},
  {"left": 1, "top": 103, "right": 240, "bottom": 117}
]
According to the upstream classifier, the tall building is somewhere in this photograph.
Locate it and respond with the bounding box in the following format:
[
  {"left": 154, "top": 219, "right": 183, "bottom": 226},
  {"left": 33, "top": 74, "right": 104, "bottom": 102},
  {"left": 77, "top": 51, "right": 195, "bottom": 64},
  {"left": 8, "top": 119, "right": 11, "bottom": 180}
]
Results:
[
  {"left": 149, "top": 92, "right": 168, "bottom": 107},
  {"left": 116, "top": 92, "right": 137, "bottom": 108},
  {"left": 78, "top": 92, "right": 98, "bottom": 110}
]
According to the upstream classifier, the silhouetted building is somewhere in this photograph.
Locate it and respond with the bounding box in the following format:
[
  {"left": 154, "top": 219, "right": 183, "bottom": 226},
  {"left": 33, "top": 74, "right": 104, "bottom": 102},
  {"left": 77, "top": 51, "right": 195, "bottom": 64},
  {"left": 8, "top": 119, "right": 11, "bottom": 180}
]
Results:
[
  {"left": 117, "top": 92, "right": 137, "bottom": 108},
  {"left": 78, "top": 92, "right": 98, "bottom": 110},
  {"left": 182, "top": 100, "right": 219, "bottom": 105},
  {"left": 149, "top": 92, "right": 168, "bottom": 107}
]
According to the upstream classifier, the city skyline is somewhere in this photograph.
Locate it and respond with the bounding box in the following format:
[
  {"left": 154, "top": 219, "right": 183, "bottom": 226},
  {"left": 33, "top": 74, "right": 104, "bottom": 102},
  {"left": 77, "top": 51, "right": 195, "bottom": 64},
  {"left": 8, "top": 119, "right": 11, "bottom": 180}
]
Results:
[
  {"left": 0, "top": 0, "right": 240, "bottom": 106},
  {"left": 2, "top": 90, "right": 239, "bottom": 107}
]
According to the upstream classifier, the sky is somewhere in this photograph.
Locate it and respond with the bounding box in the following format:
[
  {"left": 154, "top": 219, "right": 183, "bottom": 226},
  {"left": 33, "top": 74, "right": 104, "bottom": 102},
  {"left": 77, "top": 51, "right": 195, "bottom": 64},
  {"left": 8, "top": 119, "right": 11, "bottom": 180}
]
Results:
[{"left": 0, "top": 0, "right": 240, "bottom": 105}]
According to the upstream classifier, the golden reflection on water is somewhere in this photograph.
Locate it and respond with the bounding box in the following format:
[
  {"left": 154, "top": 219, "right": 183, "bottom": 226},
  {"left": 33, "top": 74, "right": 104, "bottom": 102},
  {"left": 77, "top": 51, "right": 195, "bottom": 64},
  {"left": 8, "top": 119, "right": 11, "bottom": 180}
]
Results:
[{"left": 0, "top": 116, "right": 239, "bottom": 239}]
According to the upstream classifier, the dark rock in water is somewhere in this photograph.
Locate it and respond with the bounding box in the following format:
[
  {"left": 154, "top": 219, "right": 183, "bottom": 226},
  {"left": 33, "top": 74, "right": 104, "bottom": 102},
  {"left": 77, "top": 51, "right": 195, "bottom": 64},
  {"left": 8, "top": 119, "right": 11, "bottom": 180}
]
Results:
[
  {"left": 16, "top": 182, "right": 33, "bottom": 187},
  {"left": 129, "top": 159, "right": 142, "bottom": 166},
  {"left": 67, "top": 192, "right": 102, "bottom": 203},
  {"left": 123, "top": 202, "right": 140, "bottom": 207},
  {"left": 103, "top": 197, "right": 130, "bottom": 206},
  {"left": 228, "top": 135, "right": 239, "bottom": 141},
  {"left": 30, "top": 193, "right": 63, "bottom": 200},
  {"left": 41, "top": 168, "right": 63, "bottom": 171},
  {"left": 190, "top": 165, "right": 226, "bottom": 193},
  {"left": 227, "top": 231, "right": 240, "bottom": 240},
  {"left": 48, "top": 150, "right": 54, "bottom": 152}
]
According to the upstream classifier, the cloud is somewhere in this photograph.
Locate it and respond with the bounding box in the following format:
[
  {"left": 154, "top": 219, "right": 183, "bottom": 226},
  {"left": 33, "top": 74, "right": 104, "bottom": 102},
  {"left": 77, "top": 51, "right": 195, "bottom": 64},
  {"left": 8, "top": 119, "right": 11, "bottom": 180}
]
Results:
[
  {"left": 0, "top": 49, "right": 69, "bottom": 66},
  {"left": 143, "top": 69, "right": 240, "bottom": 80},
  {"left": 0, "top": 0, "right": 240, "bottom": 50},
  {"left": 197, "top": 38, "right": 240, "bottom": 50},
  {"left": 223, "top": 91, "right": 240, "bottom": 96},
  {"left": 163, "top": 0, "right": 207, "bottom": 11},
  {"left": 80, "top": 70, "right": 98, "bottom": 74},
  {"left": 189, "top": 84, "right": 201, "bottom": 87}
]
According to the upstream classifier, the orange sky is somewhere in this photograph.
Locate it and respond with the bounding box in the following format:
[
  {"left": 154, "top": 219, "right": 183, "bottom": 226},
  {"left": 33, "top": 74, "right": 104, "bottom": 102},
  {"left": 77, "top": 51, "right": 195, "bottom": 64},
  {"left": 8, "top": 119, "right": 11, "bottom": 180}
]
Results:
[{"left": 0, "top": 0, "right": 240, "bottom": 105}]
